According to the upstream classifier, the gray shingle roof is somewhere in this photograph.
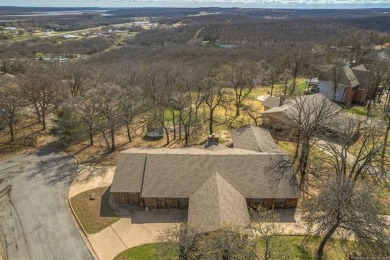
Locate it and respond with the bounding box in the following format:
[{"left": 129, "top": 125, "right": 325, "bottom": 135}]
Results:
[
  {"left": 319, "top": 65, "right": 362, "bottom": 88},
  {"left": 262, "top": 93, "right": 340, "bottom": 117},
  {"left": 112, "top": 148, "right": 299, "bottom": 199},
  {"left": 188, "top": 172, "right": 250, "bottom": 232},
  {"left": 110, "top": 153, "right": 146, "bottom": 193},
  {"left": 262, "top": 96, "right": 281, "bottom": 109},
  {"left": 231, "top": 125, "right": 278, "bottom": 152}
]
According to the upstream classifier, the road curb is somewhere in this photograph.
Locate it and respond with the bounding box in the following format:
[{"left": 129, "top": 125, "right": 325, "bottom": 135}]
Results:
[{"left": 68, "top": 198, "right": 99, "bottom": 260}]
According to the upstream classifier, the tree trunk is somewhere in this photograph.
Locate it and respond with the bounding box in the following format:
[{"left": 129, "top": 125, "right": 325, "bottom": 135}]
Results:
[
  {"left": 9, "top": 123, "right": 14, "bottom": 142},
  {"left": 270, "top": 83, "right": 274, "bottom": 97},
  {"left": 89, "top": 125, "right": 94, "bottom": 146},
  {"left": 209, "top": 108, "right": 214, "bottom": 135},
  {"left": 41, "top": 109, "right": 46, "bottom": 130},
  {"left": 126, "top": 123, "right": 132, "bottom": 142},
  {"left": 184, "top": 123, "right": 190, "bottom": 147},
  {"left": 172, "top": 110, "right": 176, "bottom": 140},
  {"left": 33, "top": 103, "right": 41, "bottom": 123},
  {"left": 110, "top": 126, "right": 115, "bottom": 152},
  {"left": 178, "top": 111, "right": 182, "bottom": 140},
  {"left": 317, "top": 223, "right": 339, "bottom": 260},
  {"left": 291, "top": 77, "right": 297, "bottom": 94},
  {"left": 101, "top": 130, "right": 110, "bottom": 150},
  {"left": 236, "top": 95, "right": 240, "bottom": 116},
  {"left": 163, "top": 125, "right": 170, "bottom": 145},
  {"left": 293, "top": 134, "right": 301, "bottom": 164},
  {"left": 381, "top": 124, "right": 390, "bottom": 172}
]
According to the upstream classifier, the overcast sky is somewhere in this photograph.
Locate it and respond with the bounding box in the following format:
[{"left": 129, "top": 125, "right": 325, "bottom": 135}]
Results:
[{"left": 1, "top": 0, "right": 390, "bottom": 8}]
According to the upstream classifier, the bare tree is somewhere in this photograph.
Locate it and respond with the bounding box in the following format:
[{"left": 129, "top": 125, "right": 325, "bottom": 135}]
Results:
[
  {"left": 0, "top": 77, "right": 21, "bottom": 142},
  {"left": 63, "top": 62, "right": 89, "bottom": 97},
  {"left": 115, "top": 66, "right": 142, "bottom": 143},
  {"left": 69, "top": 96, "right": 97, "bottom": 146},
  {"left": 287, "top": 94, "right": 339, "bottom": 191},
  {"left": 264, "top": 63, "right": 282, "bottom": 97},
  {"left": 18, "top": 64, "right": 60, "bottom": 130},
  {"left": 157, "top": 224, "right": 257, "bottom": 259},
  {"left": 177, "top": 66, "right": 205, "bottom": 146},
  {"left": 221, "top": 62, "right": 257, "bottom": 116},
  {"left": 282, "top": 48, "right": 308, "bottom": 94},
  {"left": 302, "top": 176, "right": 390, "bottom": 260},
  {"left": 88, "top": 84, "right": 124, "bottom": 152},
  {"left": 249, "top": 207, "right": 292, "bottom": 260},
  {"left": 202, "top": 69, "right": 229, "bottom": 135},
  {"left": 140, "top": 63, "right": 177, "bottom": 145},
  {"left": 317, "top": 118, "right": 387, "bottom": 182},
  {"left": 375, "top": 76, "right": 390, "bottom": 172}
]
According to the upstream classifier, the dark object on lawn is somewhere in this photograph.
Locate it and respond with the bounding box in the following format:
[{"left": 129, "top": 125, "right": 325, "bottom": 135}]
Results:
[{"left": 89, "top": 193, "right": 96, "bottom": 200}]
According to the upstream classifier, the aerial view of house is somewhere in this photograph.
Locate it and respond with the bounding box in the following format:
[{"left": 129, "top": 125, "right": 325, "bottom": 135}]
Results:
[{"left": 110, "top": 126, "right": 299, "bottom": 231}]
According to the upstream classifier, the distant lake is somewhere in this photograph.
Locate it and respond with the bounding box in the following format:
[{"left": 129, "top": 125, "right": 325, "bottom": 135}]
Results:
[{"left": 0, "top": 10, "right": 111, "bottom": 17}]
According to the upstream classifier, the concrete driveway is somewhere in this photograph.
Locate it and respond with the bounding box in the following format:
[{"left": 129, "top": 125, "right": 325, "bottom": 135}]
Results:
[{"left": 0, "top": 147, "right": 92, "bottom": 260}]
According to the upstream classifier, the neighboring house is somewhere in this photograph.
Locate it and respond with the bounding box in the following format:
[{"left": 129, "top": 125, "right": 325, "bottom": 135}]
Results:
[
  {"left": 318, "top": 65, "right": 370, "bottom": 105},
  {"left": 231, "top": 124, "right": 278, "bottom": 152},
  {"left": 365, "top": 50, "right": 390, "bottom": 63},
  {"left": 261, "top": 93, "right": 351, "bottom": 140},
  {"left": 262, "top": 96, "right": 281, "bottom": 110},
  {"left": 110, "top": 127, "right": 299, "bottom": 232}
]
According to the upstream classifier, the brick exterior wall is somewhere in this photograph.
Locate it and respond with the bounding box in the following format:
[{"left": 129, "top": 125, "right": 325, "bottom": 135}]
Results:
[
  {"left": 285, "top": 198, "right": 298, "bottom": 208},
  {"left": 113, "top": 193, "right": 298, "bottom": 210},
  {"left": 353, "top": 89, "right": 366, "bottom": 104},
  {"left": 113, "top": 192, "right": 140, "bottom": 205},
  {"left": 246, "top": 198, "right": 298, "bottom": 209},
  {"left": 142, "top": 198, "right": 186, "bottom": 209},
  {"left": 144, "top": 197, "right": 157, "bottom": 208},
  {"left": 343, "top": 87, "right": 353, "bottom": 105}
]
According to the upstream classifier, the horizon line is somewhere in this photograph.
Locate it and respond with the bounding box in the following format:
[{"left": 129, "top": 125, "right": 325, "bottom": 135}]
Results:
[{"left": 1, "top": 4, "right": 390, "bottom": 10}]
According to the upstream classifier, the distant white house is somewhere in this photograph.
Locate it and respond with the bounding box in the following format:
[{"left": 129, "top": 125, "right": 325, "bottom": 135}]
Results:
[{"left": 62, "top": 34, "right": 79, "bottom": 39}]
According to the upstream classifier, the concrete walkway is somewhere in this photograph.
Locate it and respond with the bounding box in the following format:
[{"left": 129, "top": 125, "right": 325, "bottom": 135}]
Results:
[{"left": 69, "top": 166, "right": 184, "bottom": 260}]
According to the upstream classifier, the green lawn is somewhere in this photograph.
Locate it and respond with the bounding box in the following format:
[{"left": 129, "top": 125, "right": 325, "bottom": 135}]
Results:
[
  {"left": 114, "top": 243, "right": 161, "bottom": 260},
  {"left": 344, "top": 105, "right": 368, "bottom": 116},
  {"left": 258, "top": 236, "right": 358, "bottom": 260},
  {"left": 114, "top": 236, "right": 359, "bottom": 260},
  {"left": 70, "top": 187, "right": 119, "bottom": 234}
]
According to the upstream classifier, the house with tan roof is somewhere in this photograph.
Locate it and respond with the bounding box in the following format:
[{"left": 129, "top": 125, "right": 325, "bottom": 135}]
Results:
[{"left": 110, "top": 126, "right": 299, "bottom": 232}]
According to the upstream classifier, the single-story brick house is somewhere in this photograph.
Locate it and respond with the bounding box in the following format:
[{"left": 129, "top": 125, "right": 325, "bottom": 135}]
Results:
[{"left": 110, "top": 126, "right": 299, "bottom": 231}]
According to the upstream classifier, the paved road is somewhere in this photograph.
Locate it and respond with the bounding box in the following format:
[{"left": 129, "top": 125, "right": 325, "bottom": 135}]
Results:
[{"left": 0, "top": 147, "right": 92, "bottom": 260}]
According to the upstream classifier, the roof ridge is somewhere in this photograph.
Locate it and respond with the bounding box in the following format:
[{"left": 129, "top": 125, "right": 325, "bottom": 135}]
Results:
[
  {"left": 214, "top": 172, "right": 223, "bottom": 224},
  {"left": 214, "top": 172, "right": 244, "bottom": 224}
]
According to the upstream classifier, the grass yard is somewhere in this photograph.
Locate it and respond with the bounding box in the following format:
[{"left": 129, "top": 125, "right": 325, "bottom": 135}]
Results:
[
  {"left": 70, "top": 187, "right": 119, "bottom": 234},
  {"left": 114, "top": 236, "right": 359, "bottom": 260},
  {"left": 114, "top": 243, "right": 163, "bottom": 260},
  {"left": 257, "top": 236, "right": 359, "bottom": 260},
  {"left": 343, "top": 105, "right": 368, "bottom": 116}
]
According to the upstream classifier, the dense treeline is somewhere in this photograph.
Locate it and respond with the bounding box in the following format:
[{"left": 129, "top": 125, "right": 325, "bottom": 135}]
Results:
[{"left": 0, "top": 37, "right": 114, "bottom": 59}]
